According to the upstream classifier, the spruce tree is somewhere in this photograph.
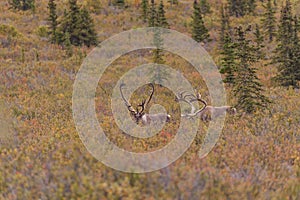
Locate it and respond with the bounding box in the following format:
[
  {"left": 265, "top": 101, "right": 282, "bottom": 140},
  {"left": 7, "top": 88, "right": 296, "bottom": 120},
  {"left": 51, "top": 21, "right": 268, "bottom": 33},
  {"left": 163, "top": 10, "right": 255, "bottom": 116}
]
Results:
[
  {"left": 261, "top": 0, "right": 276, "bottom": 42},
  {"left": 58, "top": 0, "right": 97, "bottom": 47},
  {"left": 47, "top": 0, "right": 58, "bottom": 43},
  {"left": 254, "top": 24, "right": 265, "bottom": 60},
  {"left": 68, "top": 0, "right": 81, "bottom": 45},
  {"left": 9, "top": 0, "right": 35, "bottom": 11},
  {"left": 157, "top": 0, "right": 169, "bottom": 28},
  {"left": 191, "top": 0, "right": 209, "bottom": 43},
  {"left": 292, "top": 16, "right": 300, "bottom": 83},
  {"left": 141, "top": 0, "right": 148, "bottom": 22},
  {"left": 246, "top": 0, "right": 256, "bottom": 14},
  {"left": 199, "top": 0, "right": 211, "bottom": 15},
  {"left": 148, "top": 0, "right": 157, "bottom": 27},
  {"left": 272, "top": 0, "right": 300, "bottom": 88},
  {"left": 78, "top": 8, "right": 98, "bottom": 47},
  {"left": 220, "top": 32, "right": 237, "bottom": 85},
  {"left": 149, "top": 0, "right": 170, "bottom": 85},
  {"left": 220, "top": 4, "right": 231, "bottom": 45},
  {"left": 228, "top": 0, "right": 246, "bottom": 17},
  {"left": 295, "top": 15, "right": 300, "bottom": 31},
  {"left": 228, "top": 0, "right": 256, "bottom": 17},
  {"left": 233, "top": 26, "right": 270, "bottom": 113}
]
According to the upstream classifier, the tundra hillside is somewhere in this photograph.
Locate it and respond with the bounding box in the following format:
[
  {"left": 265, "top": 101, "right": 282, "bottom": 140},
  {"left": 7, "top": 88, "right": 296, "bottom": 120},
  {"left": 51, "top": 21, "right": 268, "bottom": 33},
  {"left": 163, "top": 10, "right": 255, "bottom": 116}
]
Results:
[{"left": 0, "top": 0, "right": 299, "bottom": 199}]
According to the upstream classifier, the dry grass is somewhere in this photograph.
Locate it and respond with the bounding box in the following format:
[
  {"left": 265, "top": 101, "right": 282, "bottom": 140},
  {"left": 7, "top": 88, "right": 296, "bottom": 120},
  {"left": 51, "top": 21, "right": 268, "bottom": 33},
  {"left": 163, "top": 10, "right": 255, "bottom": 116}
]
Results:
[{"left": 0, "top": 0, "right": 299, "bottom": 199}]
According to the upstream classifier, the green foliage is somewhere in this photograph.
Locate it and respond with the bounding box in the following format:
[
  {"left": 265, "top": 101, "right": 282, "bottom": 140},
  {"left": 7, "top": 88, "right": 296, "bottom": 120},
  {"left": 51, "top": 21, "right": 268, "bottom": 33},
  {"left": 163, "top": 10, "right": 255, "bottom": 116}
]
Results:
[
  {"left": 220, "top": 33, "right": 237, "bottom": 84},
  {"left": 8, "top": 0, "right": 35, "bottom": 11},
  {"left": 47, "top": 0, "right": 58, "bottom": 43},
  {"left": 199, "top": 0, "right": 211, "bottom": 15},
  {"left": 148, "top": 0, "right": 169, "bottom": 28},
  {"left": 0, "top": 24, "right": 21, "bottom": 38},
  {"left": 57, "top": 0, "right": 98, "bottom": 47},
  {"left": 253, "top": 24, "right": 265, "bottom": 60},
  {"left": 220, "top": 4, "right": 231, "bottom": 45},
  {"left": 233, "top": 26, "right": 271, "bottom": 113},
  {"left": 35, "top": 26, "right": 49, "bottom": 38},
  {"left": 141, "top": 0, "right": 148, "bottom": 22},
  {"left": 272, "top": 0, "right": 300, "bottom": 88},
  {"left": 191, "top": 0, "right": 210, "bottom": 43},
  {"left": 228, "top": 0, "right": 256, "bottom": 17},
  {"left": 148, "top": 1, "right": 169, "bottom": 84},
  {"left": 146, "top": 0, "right": 169, "bottom": 84},
  {"left": 148, "top": 0, "right": 157, "bottom": 27},
  {"left": 261, "top": 0, "right": 277, "bottom": 42},
  {"left": 63, "top": 32, "right": 73, "bottom": 57},
  {"left": 157, "top": 0, "right": 169, "bottom": 28}
]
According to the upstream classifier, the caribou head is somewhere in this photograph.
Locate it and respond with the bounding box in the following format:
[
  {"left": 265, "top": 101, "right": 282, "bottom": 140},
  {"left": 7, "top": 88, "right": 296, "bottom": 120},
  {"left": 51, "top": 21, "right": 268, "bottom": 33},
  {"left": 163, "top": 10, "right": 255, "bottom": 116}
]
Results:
[
  {"left": 176, "top": 91, "right": 237, "bottom": 121},
  {"left": 120, "top": 83, "right": 170, "bottom": 125},
  {"left": 175, "top": 91, "right": 208, "bottom": 118}
]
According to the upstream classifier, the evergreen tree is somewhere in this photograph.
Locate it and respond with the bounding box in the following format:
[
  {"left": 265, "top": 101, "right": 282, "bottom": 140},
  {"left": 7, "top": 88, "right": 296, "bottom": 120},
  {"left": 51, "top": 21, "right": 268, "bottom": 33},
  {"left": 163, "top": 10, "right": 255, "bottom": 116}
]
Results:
[
  {"left": 220, "top": 4, "right": 231, "bottom": 45},
  {"left": 272, "top": 0, "right": 300, "bottom": 88},
  {"left": 157, "top": 0, "right": 169, "bottom": 28},
  {"left": 246, "top": 0, "right": 256, "bottom": 14},
  {"left": 191, "top": 0, "right": 209, "bottom": 43},
  {"left": 233, "top": 26, "right": 270, "bottom": 113},
  {"left": 47, "top": 0, "right": 58, "bottom": 43},
  {"left": 149, "top": 1, "right": 170, "bottom": 85},
  {"left": 228, "top": 0, "right": 246, "bottom": 17},
  {"left": 77, "top": 8, "right": 98, "bottom": 47},
  {"left": 220, "top": 32, "right": 237, "bottom": 85},
  {"left": 148, "top": 0, "right": 157, "bottom": 27},
  {"left": 151, "top": 37, "right": 168, "bottom": 85},
  {"left": 254, "top": 24, "right": 265, "bottom": 60},
  {"left": 295, "top": 15, "right": 300, "bottom": 31},
  {"left": 228, "top": 0, "right": 256, "bottom": 17},
  {"left": 141, "top": 0, "right": 148, "bottom": 22},
  {"left": 58, "top": 0, "right": 98, "bottom": 47},
  {"left": 9, "top": 0, "right": 35, "bottom": 11},
  {"left": 199, "top": 0, "right": 211, "bottom": 15},
  {"left": 292, "top": 16, "right": 300, "bottom": 83},
  {"left": 58, "top": 0, "right": 81, "bottom": 45},
  {"left": 261, "top": 0, "right": 276, "bottom": 42}
]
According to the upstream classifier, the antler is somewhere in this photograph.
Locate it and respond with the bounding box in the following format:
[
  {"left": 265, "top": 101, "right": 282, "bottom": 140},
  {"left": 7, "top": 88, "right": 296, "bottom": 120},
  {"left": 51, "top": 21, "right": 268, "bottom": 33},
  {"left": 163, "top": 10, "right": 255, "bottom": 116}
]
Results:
[
  {"left": 176, "top": 91, "right": 207, "bottom": 117},
  {"left": 175, "top": 91, "right": 196, "bottom": 114},
  {"left": 120, "top": 83, "right": 137, "bottom": 115},
  {"left": 137, "top": 83, "right": 154, "bottom": 114},
  {"left": 146, "top": 83, "right": 154, "bottom": 107},
  {"left": 120, "top": 83, "right": 155, "bottom": 122}
]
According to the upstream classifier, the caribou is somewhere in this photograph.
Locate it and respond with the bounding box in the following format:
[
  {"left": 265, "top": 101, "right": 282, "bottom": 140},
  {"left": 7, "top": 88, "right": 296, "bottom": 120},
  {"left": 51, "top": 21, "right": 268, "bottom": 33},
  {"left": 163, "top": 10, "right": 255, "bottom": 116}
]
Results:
[
  {"left": 176, "top": 91, "right": 236, "bottom": 122},
  {"left": 175, "top": 91, "right": 207, "bottom": 117},
  {"left": 120, "top": 83, "right": 171, "bottom": 125}
]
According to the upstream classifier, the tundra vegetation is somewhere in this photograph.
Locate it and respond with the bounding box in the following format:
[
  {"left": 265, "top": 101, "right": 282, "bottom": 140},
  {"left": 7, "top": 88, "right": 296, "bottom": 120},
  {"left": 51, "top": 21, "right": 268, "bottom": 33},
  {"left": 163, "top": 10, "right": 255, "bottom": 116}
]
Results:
[{"left": 0, "top": 0, "right": 299, "bottom": 199}]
